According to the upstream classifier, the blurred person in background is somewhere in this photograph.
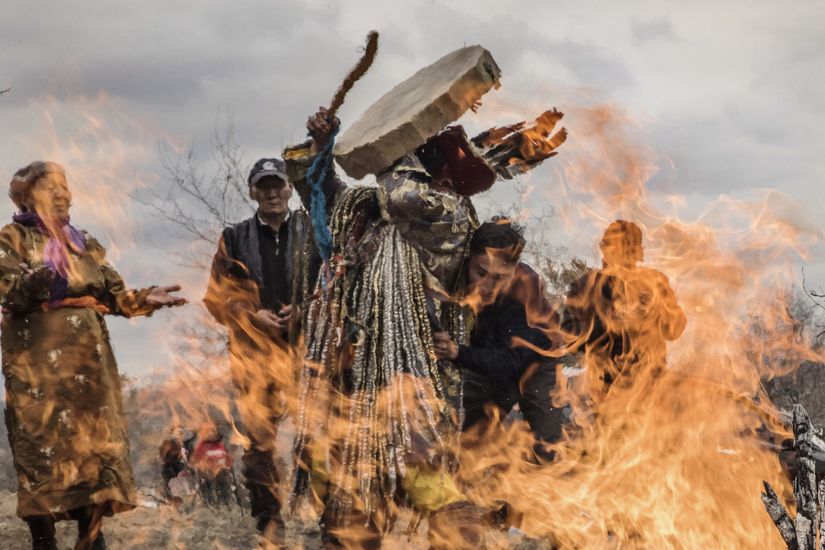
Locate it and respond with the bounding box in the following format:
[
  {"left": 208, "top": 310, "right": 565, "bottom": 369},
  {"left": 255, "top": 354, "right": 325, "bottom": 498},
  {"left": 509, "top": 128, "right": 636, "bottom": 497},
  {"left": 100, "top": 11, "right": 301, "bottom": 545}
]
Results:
[
  {"left": 564, "top": 220, "right": 686, "bottom": 397},
  {"left": 158, "top": 425, "right": 195, "bottom": 502},
  {"left": 191, "top": 422, "right": 234, "bottom": 506},
  {"left": 0, "top": 161, "right": 186, "bottom": 550}
]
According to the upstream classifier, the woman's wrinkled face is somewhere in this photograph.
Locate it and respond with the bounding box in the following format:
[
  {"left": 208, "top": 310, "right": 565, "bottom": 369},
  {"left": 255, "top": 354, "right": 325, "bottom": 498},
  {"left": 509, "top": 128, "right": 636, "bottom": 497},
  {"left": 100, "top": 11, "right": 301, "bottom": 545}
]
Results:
[{"left": 25, "top": 172, "right": 72, "bottom": 220}]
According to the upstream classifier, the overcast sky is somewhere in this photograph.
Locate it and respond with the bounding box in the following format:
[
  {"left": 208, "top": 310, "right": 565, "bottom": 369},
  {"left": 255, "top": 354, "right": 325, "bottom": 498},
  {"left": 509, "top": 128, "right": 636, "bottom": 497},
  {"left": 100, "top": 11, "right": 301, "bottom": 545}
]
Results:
[{"left": 1, "top": 0, "right": 823, "bottom": 379}]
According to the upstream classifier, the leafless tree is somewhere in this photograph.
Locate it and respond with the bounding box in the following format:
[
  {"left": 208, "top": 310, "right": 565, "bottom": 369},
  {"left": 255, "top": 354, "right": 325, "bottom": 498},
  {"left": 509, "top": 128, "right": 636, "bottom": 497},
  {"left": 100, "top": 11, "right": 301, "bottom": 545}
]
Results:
[
  {"left": 800, "top": 268, "right": 825, "bottom": 346},
  {"left": 480, "top": 182, "right": 589, "bottom": 302},
  {"left": 135, "top": 117, "right": 253, "bottom": 269},
  {"left": 128, "top": 117, "right": 255, "bottom": 467}
]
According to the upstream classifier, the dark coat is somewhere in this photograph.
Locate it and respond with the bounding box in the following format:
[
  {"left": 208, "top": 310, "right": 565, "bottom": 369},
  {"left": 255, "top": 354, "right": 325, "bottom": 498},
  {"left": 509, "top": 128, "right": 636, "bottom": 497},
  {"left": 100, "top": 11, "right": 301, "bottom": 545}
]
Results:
[
  {"left": 564, "top": 265, "right": 686, "bottom": 386},
  {"left": 456, "top": 263, "right": 560, "bottom": 385},
  {"left": 204, "top": 211, "right": 317, "bottom": 324}
]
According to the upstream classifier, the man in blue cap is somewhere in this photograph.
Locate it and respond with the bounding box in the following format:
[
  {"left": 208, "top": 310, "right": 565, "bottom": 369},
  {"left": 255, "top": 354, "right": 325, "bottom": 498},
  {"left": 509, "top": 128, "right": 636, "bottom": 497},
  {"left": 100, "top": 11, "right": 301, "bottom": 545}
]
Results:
[{"left": 204, "top": 158, "right": 318, "bottom": 544}]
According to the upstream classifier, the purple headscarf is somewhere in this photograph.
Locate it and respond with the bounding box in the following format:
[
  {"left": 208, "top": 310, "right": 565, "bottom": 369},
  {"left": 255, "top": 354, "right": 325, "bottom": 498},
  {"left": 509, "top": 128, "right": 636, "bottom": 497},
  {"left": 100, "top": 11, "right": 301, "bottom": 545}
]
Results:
[{"left": 12, "top": 212, "right": 87, "bottom": 305}]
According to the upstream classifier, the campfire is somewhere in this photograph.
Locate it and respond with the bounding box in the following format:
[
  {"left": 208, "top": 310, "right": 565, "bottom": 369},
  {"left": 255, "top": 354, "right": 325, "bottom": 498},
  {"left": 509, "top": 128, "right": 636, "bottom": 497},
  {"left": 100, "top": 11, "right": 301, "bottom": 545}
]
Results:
[
  {"left": 3, "top": 33, "right": 824, "bottom": 550},
  {"left": 762, "top": 404, "right": 825, "bottom": 550}
]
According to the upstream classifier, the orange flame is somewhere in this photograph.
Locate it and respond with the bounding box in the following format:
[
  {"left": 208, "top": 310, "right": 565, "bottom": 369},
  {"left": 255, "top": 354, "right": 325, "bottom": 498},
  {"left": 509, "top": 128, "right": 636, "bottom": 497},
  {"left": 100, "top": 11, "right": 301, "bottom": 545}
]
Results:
[
  {"left": 448, "top": 102, "right": 824, "bottom": 548},
  {"left": 7, "top": 87, "right": 822, "bottom": 549}
]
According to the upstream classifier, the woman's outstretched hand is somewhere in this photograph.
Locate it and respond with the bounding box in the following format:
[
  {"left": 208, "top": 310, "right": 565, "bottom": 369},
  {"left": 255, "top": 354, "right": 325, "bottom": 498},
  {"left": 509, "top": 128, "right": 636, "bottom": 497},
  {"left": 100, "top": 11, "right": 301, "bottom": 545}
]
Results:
[{"left": 146, "top": 285, "right": 187, "bottom": 309}]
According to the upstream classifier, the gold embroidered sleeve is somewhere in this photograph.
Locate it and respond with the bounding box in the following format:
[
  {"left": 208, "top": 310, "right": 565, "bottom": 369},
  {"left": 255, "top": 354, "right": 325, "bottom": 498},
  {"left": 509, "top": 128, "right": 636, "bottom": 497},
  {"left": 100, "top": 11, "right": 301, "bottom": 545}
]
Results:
[{"left": 0, "top": 224, "right": 49, "bottom": 312}]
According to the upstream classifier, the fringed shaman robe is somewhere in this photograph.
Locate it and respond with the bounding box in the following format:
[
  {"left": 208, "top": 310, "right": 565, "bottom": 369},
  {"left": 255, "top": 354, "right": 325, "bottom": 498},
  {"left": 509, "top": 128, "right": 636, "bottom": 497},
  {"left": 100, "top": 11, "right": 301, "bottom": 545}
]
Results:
[{"left": 285, "top": 143, "right": 475, "bottom": 519}]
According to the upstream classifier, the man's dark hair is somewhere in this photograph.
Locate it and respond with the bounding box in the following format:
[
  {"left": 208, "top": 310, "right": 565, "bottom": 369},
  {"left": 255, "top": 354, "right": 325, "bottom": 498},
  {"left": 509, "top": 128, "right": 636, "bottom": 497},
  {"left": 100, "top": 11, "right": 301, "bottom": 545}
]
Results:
[{"left": 469, "top": 217, "right": 526, "bottom": 263}]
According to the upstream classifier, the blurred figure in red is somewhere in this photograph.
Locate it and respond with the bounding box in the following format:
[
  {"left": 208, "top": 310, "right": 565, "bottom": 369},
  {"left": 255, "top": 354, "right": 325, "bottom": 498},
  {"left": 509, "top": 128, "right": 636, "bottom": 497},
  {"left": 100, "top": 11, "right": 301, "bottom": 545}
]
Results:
[{"left": 191, "top": 423, "right": 235, "bottom": 506}]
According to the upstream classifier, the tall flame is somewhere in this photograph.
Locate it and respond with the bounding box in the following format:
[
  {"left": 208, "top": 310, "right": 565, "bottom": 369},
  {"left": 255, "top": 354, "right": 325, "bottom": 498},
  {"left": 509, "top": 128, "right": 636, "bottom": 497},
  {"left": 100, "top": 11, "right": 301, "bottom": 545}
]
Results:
[
  {"left": 452, "top": 103, "right": 824, "bottom": 548},
  {"left": 7, "top": 88, "right": 823, "bottom": 548}
]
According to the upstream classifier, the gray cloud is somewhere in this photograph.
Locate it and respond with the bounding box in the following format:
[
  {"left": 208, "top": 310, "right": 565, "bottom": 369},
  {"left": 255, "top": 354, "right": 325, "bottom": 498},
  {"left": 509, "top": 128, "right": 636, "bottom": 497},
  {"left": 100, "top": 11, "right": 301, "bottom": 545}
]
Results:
[
  {"left": 555, "top": 40, "right": 636, "bottom": 91},
  {"left": 631, "top": 15, "right": 677, "bottom": 43},
  {"left": 1, "top": 0, "right": 824, "bottom": 376}
]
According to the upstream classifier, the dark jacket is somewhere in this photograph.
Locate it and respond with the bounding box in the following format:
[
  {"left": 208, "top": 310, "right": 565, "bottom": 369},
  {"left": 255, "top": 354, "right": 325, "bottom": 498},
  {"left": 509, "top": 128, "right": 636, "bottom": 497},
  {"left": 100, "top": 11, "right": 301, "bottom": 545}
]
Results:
[
  {"left": 456, "top": 263, "right": 560, "bottom": 385},
  {"left": 203, "top": 210, "right": 319, "bottom": 334},
  {"left": 563, "top": 266, "right": 686, "bottom": 384},
  {"left": 564, "top": 267, "right": 686, "bottom": 359}
]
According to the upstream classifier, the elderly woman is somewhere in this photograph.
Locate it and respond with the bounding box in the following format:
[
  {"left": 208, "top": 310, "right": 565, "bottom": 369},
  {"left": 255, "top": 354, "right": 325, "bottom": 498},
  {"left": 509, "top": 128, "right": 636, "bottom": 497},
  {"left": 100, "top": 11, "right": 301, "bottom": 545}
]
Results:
[{"left": 0, "top": 161, "right": 185, "bottom": 550}]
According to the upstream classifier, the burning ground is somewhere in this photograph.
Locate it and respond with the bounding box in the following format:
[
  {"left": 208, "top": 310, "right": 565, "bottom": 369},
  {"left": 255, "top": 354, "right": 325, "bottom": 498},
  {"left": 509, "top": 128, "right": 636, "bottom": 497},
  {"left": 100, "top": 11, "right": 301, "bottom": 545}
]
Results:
[{"left": 0, "top": 361, "right": 823, "bottom": 548}]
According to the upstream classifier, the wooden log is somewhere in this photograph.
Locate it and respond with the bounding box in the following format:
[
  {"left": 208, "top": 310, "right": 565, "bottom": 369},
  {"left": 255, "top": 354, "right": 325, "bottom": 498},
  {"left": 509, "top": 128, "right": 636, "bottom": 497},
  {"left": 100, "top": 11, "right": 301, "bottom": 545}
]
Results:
[
  {"left": 794, "top": 405, "right": 820, "bottom": 548},
  {"left": 762, "top": 481, "right": 800, "bottom": 550},
  {"left": 762, "top": 404, "right": 825, "bottom": 549},
  {"left": 818, "top": 479, "right": 825, "bottom": 550},
  {"left": 805, "top": 422, "right": 825, "bottom": 475},
  {"left": 333, "top": 45, "right": 501, "bottom": 180}
]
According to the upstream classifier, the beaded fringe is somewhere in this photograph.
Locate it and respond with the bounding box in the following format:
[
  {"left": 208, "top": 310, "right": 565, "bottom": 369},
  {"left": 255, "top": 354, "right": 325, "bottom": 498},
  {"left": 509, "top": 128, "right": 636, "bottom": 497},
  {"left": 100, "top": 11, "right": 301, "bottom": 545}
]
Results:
[{"left": 291, "top": 187, "right": 467, "bottom": 521}]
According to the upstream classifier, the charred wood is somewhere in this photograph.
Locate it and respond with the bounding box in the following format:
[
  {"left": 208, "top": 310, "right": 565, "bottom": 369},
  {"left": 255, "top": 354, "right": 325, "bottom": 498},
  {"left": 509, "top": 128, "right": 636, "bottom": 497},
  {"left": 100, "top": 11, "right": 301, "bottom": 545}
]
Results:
[
  {"left": 762, "top": 404, "right": 825, "bottom": 549},
  {"left": 795, "top": 406, "right": 820, "bottom": 547},
  {"left": 819, "top": 479, "right": 825, "bottom": 550},
  {"left": 762, "top": 481, "right": 799, "bottom": 550}
]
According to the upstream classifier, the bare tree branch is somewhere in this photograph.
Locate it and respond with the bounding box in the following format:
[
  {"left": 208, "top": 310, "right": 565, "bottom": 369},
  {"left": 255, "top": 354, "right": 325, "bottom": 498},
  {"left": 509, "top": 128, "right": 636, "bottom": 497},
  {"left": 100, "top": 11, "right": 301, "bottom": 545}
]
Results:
[
  {"left": 800, "top": 268, "right": 825, "bottom": 341},
  {"left": 133, "top": 114, "right": 253, "bottom": 268}
]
